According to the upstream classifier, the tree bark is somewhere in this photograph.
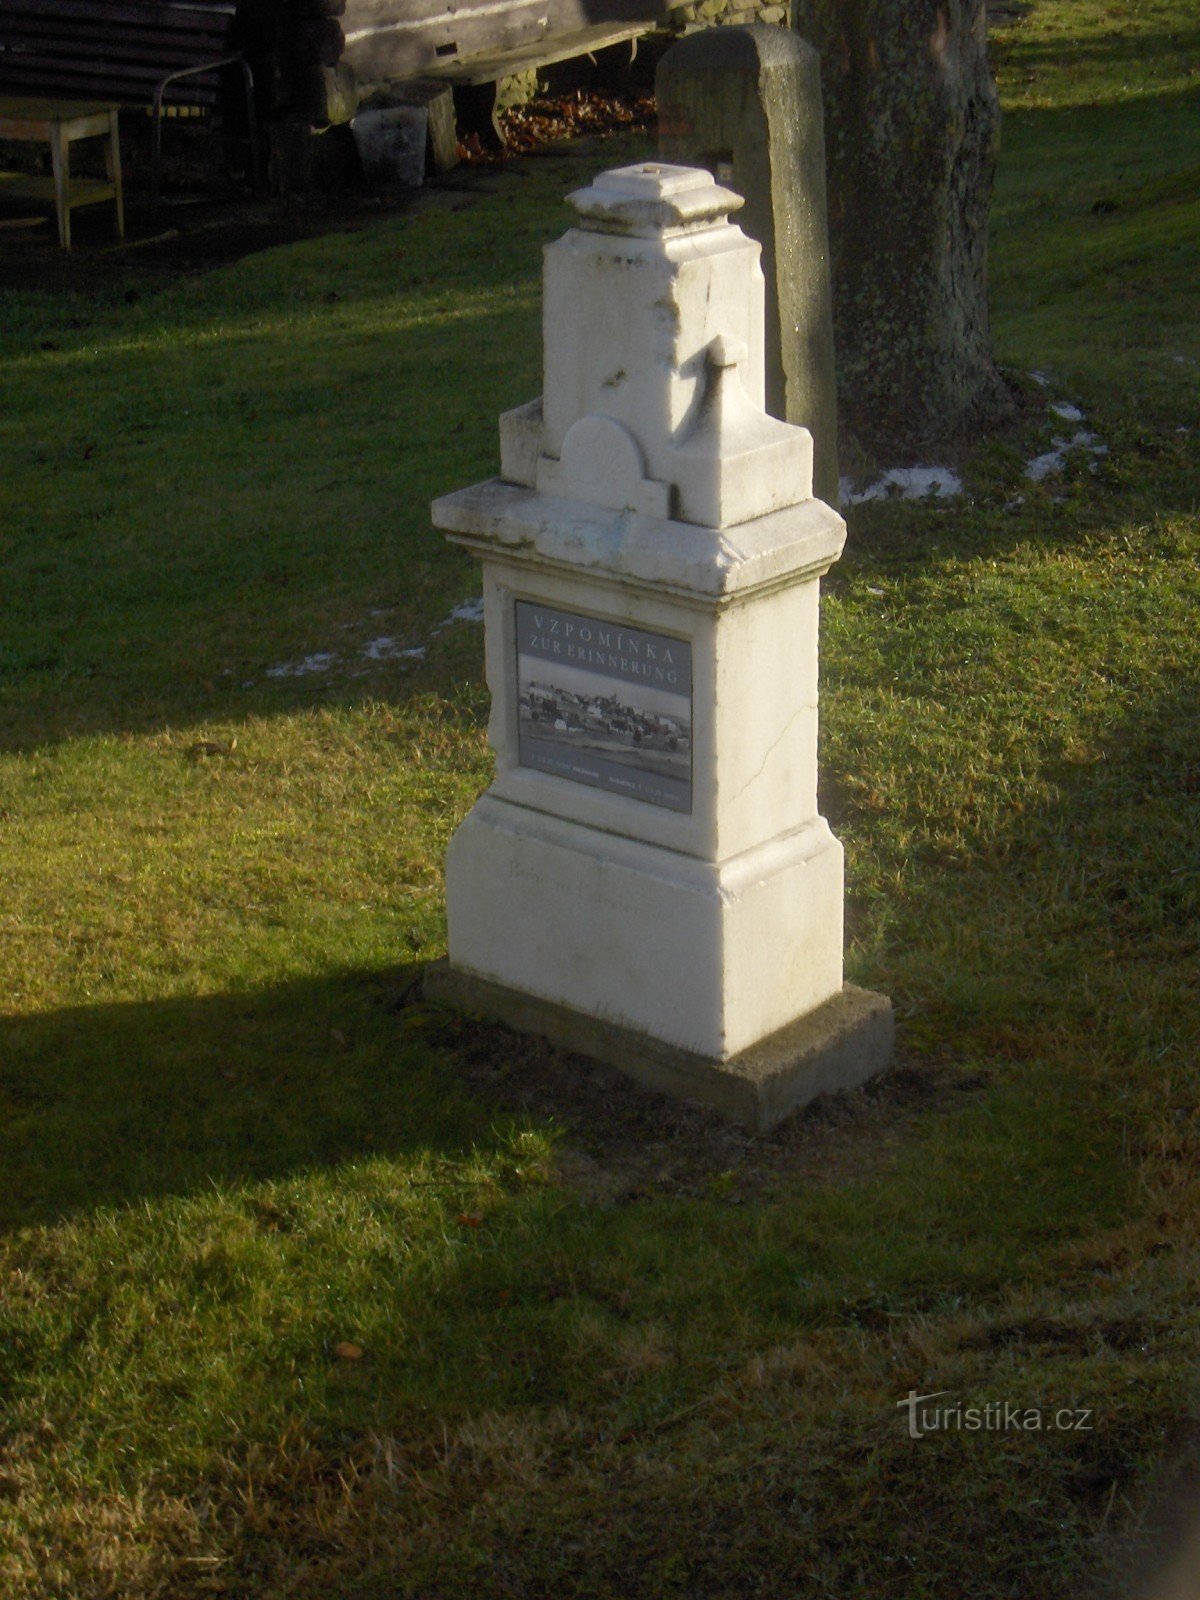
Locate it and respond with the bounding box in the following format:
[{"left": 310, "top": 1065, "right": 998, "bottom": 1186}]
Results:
[{"left": 791, "top": 0, "right": 1013, "bottom": 455}]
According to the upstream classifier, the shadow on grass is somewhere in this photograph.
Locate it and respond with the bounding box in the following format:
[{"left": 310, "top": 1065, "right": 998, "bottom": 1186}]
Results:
[
  {"left": 995, "top": 30, "right": 1200, "bottom": 74},
  {"left": 0, "top": 959, "right": 506, "bottom": 1231}
]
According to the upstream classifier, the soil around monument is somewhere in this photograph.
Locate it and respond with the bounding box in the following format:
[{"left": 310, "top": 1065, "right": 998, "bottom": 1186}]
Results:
[{"left": 411, "top": 983, "right": 991, "bottom": 1205}]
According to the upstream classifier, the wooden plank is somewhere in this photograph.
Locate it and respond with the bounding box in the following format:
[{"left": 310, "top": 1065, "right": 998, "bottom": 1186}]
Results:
[
  {"left": 425, "top": 21, "right": 650, "bottom": 84},
  {"left": 343, "top": 0, "right": 656, "bottom": 29},
  {"left": 2, "top": 7, "right": 233, "bottom": 33},
  {"left": 343, "top": 4, "right": 576, "bottom": 78},
  {"left": 2, "top": 36, "right": 234, "bottom": 73},
  {"left": 0, "top": 172, "right": 117, "bottom": 206},
  {"left": 0, "top": 96, "right": 120, "bottom": 124},
  {"left": 0, "top": 56, "right": 225, "bottom": 95},
  {"left": 0, "top": 39, "right": 232, "bottom": 70},
  {"left": 1, "top": 0, "right": 236, "bottom": 27},
  {"left": 0, "top": 66, "right": 223, "bottom": 106},
  {"left": 342, "top": 0, "right": 664, "bottom": 82},
  {"left": 2, "top": 20, "right": 232, "bottom": 49},
  {"left": 0, "top": 17, "right": 232, "bottom": 50}
]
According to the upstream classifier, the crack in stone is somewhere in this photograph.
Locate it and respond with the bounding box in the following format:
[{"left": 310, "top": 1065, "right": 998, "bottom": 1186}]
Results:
[{"left": 733, "top": 702, "right": 809, "bottom": 798}]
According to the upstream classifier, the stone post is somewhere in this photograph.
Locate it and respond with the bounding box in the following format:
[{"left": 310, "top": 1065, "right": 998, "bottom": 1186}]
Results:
[
  {"left": 427, "top": 163, "right": 890, "bottom": 1132},
  {"left": 656, "top": 27, "right": 839, "bottom": 504}
]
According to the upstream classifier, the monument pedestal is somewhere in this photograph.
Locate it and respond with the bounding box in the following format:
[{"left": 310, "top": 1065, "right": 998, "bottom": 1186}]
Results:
[
  {"left": 428, "top": 164, "right": 891, "bottom": 1129},
  {"left": 440, "top": 798, "right": 845, "bottom": 1062}
]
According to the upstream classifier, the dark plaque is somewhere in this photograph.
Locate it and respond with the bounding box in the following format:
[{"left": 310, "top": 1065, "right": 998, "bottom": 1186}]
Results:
[{"left": 515, "top": 601, "right": 693, "bottom": 812}]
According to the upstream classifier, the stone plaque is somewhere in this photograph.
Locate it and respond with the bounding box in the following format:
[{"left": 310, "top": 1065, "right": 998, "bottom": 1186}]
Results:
[{"left": 515, "top": 600, "right": 693, "bottom": 812}]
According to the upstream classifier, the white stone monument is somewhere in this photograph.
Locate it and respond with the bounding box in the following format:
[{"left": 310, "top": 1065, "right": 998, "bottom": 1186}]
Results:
[{"left": 426, "top": 162, "right": 892, "bottom": 1132}]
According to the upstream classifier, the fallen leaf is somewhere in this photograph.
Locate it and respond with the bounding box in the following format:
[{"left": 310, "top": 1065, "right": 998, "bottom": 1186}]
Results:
[{"left": 333, "top": 1341, "right": 364, "bottom": 1361}]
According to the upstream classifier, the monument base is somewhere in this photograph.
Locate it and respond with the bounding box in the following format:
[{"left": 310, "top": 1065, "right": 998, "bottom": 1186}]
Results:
[
  {"left": 423, "top": 960, "right": 894, "bottom": 1134},
  {"left": 444, "top": 795, "right": 847, "bottom": 1062}
]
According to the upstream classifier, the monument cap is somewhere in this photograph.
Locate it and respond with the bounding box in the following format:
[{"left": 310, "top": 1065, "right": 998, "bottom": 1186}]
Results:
[{"left": 567, "top": 162, "right": 744, "bottom": 239}]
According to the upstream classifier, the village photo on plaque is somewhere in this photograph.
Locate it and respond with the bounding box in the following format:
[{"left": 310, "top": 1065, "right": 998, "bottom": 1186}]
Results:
[{"left": 515, "top": 601, "right": 693, "bottom": 812}]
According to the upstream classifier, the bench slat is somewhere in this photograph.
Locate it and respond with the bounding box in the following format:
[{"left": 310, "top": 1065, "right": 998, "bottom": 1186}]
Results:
[
  {"left": 0, "top": 56, "right": 225, "bottom": 97},
  {"left": 2, "top": 0, "right": 236, "bottom": 27},
  {"left": 2, "top": 25, "right": 232, "bottom": 53},
  {"left": 2, "top": 39, "right": 233, "bottom": 76},
  {"left": 3, "top": 30, "right": 235, "bottom": 66}
]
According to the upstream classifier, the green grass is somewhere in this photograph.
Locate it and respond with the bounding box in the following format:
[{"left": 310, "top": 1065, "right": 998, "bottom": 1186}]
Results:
[{"left": 1, "top": 4, "right": 1199, "bottom": 1594}]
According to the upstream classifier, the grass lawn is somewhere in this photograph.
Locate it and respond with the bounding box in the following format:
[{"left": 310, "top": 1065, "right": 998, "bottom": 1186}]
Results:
[{"left": 1, "top": 0, "right": 1198, "bottom": 1593}]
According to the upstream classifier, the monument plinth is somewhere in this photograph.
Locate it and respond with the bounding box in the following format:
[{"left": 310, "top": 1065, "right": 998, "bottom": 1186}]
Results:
[{"left": 427, "top": 162, "right": 891, "bottom": 1132}]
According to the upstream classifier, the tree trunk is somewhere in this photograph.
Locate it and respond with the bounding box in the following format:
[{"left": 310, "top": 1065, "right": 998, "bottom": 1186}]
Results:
[{"left": 791, "top": 0, "right": 1013, "bottom": 456}]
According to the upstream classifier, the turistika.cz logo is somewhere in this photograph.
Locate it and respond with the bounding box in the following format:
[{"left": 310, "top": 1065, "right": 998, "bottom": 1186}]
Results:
[{"left": 898, "top": 1390, "right": 1094, "bottom": 1440}]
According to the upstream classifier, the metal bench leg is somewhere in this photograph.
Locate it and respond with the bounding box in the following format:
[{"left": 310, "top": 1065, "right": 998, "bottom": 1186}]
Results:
[
  {"left": 239, "top": 59, "right": 263, "bottom": 193},
  {"left": 105, "top": 108, "right": 125, "bottom": 239},
  {"left": 49, "top": 124, "right": 70, "bottom": 248},
  {"left": 151, "top": 87, "right": 165, "bottom": 202}
]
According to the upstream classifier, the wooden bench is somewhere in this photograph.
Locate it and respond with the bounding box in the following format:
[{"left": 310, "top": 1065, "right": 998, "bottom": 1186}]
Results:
[
  {"left": 330, "top": 0, "right": 663, "bottom": 145},
  {"left": 428, "top": 21, "right": 653, "bottom": 146},
  {"left": 0, "top": 0, "right": 261, "bottom": 200}
]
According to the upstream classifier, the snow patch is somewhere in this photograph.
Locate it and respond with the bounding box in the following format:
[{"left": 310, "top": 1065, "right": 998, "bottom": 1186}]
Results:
[
  {"left": 1024, "top": 429, "right": 1108, "bottom": 482},
  {"left": 1049, "top": 401, "right": 1084, "bottom": 422},
  {"left": 1030, "top": 370, "right": 1051, "bottom": 387},
  {"left": 265, "top": 652, "right": 337, "bottom": 678},
  {"left": 440, "top": 597, "right": 486, "bottom": 627},
  {"left": 363, "top": 636, "right": 426, "bottom": 662},
  {"left": 839, "top": 466, "right": 963, "bottom": 506},
  {"left": 267, "top": 598, "right": 485, "bottom": 681}
]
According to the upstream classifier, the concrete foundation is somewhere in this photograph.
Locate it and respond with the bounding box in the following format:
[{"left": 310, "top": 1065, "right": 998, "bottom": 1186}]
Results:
[{"left": 425, "top": 961, "right": 894, "bottom": 1134}]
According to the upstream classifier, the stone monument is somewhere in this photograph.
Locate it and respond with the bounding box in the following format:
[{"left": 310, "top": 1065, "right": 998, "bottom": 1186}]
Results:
[{"left": 426, "top": 162, "right": 891, "bottom": 1132}]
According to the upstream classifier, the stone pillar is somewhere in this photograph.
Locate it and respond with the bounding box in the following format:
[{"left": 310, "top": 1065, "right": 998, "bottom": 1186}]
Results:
[
  {"left": 427, "top": 163, "right": 890, "bottom": 1132},
  {"left": 656, "top": 26, "right": 839, "bottom": 505}
]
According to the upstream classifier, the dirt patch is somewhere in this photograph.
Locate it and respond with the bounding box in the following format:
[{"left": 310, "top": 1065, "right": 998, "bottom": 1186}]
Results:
[{"left": 420, "top": 1000, "right": 988, "bottom": 1203}]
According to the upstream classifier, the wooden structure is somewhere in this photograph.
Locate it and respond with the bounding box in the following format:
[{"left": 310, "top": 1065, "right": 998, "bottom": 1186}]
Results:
[
  {"left": 277, "top": 0, "right": 670, "bottom": 134},
  {"left": 0, "top": 0, "right": 673, "bottom": 197},
  {"left": 0, "top": 97, "right": 122, "bottom": 248},
  {"left": 340, "top": 0, "right": 664, "bottom": 83},
  {"left": 0, "top": 0, "right": 260, "bottom": 197}
]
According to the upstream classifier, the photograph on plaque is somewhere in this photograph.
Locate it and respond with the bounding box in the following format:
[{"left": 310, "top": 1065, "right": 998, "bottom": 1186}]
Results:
[{"left": 515, "top": 601, "right": 693, "bottom": 812}]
